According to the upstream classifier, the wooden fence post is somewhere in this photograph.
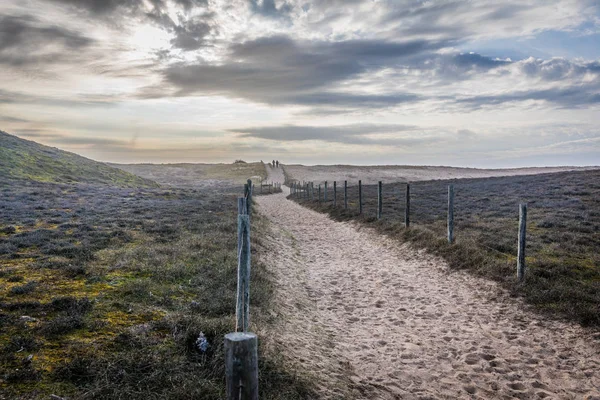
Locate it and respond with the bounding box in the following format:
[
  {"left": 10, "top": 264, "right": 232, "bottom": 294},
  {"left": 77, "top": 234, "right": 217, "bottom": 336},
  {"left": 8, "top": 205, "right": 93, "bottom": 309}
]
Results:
[
  {"left": 236, "top": 212, "right": 251, "bottom": 332},
  {"left": 318, "top": 184, "right": 321, "bottom": 204},
  {"left": 324, "top": 181, "right": 328, "bottom": 202},
  {"left": 359, "top": 180, "right": 363, "bottom": 214},
  {"left": 238, "top": 197, "right": 247, "bottom": 216},
  {"left": 333, "top": 181, "right": 337, "bottom": 207},
  {"left": 246, "top": 179, "right": 252, "bottom": 217},
  {"left": 377, "top": 181, "right": 383, "bottom": 220},
  {"left": 517, "top": 203, "right": 527, "bottom": 282},
  {"left": 310, "top": 182, "right": 314, "bottom": 201},
  {"left": 225, "top": 332, "right": 258, "bottom": 400},
  {"left": 344, "top": 180, "right": 348, "bottom": 209},
  {"left": 405, "top": 183, "right": 410, "bottom": 228},
  {"left": 447, "top": 184, "right": 454, "bottom": 243}
]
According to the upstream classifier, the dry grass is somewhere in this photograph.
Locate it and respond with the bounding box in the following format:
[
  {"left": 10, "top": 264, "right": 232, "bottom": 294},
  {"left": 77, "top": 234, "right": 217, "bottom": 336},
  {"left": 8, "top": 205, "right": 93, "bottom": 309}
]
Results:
[
  {"left": 0, "top": 175, "right": 313, "bottom": 398},
  {"left": 283, "top": 164, "right": 597, "bottom": 185},
  {"left": 114, "top": 162, "right": 266, "bottom": 188},
  {"left": 290, "top": 170, "right": 600, "bottom": 328}
]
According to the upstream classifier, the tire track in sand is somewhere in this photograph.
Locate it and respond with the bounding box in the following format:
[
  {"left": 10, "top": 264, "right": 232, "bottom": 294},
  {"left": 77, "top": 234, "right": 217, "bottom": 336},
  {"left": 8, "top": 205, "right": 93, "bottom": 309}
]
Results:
[{"left": 256, "top": 165, "right": 599, "bottom": 399}]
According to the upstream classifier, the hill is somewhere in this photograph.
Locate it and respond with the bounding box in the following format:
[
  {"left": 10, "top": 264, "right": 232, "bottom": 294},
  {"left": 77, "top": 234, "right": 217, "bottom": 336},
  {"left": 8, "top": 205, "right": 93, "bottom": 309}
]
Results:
[
  {"left": 114, "top": 162, "right": 266, "bottom": 189},
  {"left": 283, "top": 164, "right": 599, "bottom": 185},
  {"left": 0, "top": 130, "right": 157, "bottom": 187}
]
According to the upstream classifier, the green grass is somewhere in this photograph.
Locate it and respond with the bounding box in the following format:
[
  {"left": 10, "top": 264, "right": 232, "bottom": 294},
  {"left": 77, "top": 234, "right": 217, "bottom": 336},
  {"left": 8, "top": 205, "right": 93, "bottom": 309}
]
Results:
[
  {"left": 289, "top": 170, "right": 600, "bottom": 328},
  {"left": 0, "top": 131, "right": 157, "bottom": 187}
]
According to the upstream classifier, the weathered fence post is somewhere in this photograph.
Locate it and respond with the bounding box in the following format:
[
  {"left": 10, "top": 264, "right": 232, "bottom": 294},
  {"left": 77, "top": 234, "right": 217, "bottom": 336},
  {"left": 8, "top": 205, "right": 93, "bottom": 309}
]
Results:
[
  {"left": 225, "top": 332, "right": 259, "bottom": 400},
  {"left": 318, "top": 184, "right": 321, "bottom": 204},
  {"left": 517, "top": 203, "right": 527, "bottom": 282},
  {"left": 447, "top": 184, "right": 454, "bottom": 243},
  {"left": 236, "top": 211, "right": 251, "bottom": 332},
  {"left": 358, "top": 180, "right": 363, "bottom": 214},
  {"left": 405, "top": 183, "right": 410, "bottom": 228},
  {"left": 238, "top": 197, "right": 247, "bottom": 216},
  {"left": 324, "top": 181, "right": 328, "bottom": 202},
  {"left": 246, "top": 179, "right": 252, "bottom": 217},
  {"left": 344, "top": 180, "right": 348, "bottom": 209},
  {"left": 333, "top": 181, "right": 337, "bottom": 207},
  {"left": 377, "top": 181, "right": 383, "bottom": 220}
]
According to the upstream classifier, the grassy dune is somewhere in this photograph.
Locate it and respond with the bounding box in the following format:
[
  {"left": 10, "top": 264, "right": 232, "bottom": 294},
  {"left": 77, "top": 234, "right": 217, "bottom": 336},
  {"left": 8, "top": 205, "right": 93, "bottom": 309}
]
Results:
[
  {"left": 0, "top": 131, "right": 156, "bottom": 187},
  {"left": 289, "top": 170, "right": 600, "bottom": 327},
  {"left": 0, "top": 178, "right": 311, "bottom": 399},
  {"left": 114, "top": 162, "right": 266, "bottom": 188},
  {"left": 0, "top": 136, "right": 310, "bottom": 399}
]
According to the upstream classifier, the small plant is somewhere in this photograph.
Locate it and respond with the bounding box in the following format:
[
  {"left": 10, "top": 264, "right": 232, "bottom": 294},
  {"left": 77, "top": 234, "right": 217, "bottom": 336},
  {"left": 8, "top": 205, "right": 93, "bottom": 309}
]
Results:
[
  {"left": 10, "top": 281, "right": 37, "bottom": 295},
  {"left": 1, "top": 225, "right": 16, "bottom": 234},
  {"left": 7, "top": 275, "right": 24, "bottom": 282}
]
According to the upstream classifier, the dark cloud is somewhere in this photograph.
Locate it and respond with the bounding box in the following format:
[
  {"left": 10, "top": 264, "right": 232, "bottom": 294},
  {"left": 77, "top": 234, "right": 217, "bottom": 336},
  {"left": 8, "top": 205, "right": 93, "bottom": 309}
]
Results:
[
  {"left": 44, "top": 0, "right": 214, "bottom": 51},
  {"left": 145, "top": 10, "right": 215, "bottom": 51},
  {"left": 229, "top": 123, "right": 441, "bottom": 146},
  {"left": 162, "top": 35, "right": 447, "bottom": 107},
  {"left": 0, "top": 14, "right": 93, "bottom": 66},
  {"left": 43, "top": 0, "right": 207, "bottom": 16},
  {"left": 170, "top": 17, "right": 213, "bottom": 50}
]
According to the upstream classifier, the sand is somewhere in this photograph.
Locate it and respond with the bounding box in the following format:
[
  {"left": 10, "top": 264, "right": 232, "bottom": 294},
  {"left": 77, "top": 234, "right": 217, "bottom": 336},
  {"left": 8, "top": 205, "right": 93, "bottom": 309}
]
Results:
[
  {"left": 255, "top": 164, "right": 600, "bottom": 399},
  {"left": 283, "top": 164, "right": 599, "bottom": 185}
]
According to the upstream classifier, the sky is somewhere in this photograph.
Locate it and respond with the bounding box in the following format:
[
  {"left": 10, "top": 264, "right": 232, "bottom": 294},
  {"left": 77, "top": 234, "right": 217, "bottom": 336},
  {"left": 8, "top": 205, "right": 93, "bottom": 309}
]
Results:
[{"left": 0, "top": 0, "right": 599, "bottom": 167}]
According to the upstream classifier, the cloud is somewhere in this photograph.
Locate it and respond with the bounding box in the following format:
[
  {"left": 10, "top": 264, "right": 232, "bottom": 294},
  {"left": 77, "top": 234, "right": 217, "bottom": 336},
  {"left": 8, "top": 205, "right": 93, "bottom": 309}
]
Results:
[
  {"left": 0, "top": 88, "right": 119, "bottom": 108},
  {"left": 230, "top": 123, "right": 451, "bottom": 147},
  {"left": 13, "top": 129, "right": 132, "bottom": 148},
  {"left": 43, "top": 0, "right": 214, "bottom": 51},
  {"left": 518, "top": 57, "right": 600, "bottom": 81},
  {"left": 233, "top": 123, "right": 415, "bottom": 140},
  {"left": 0, "top": 115, "right": 29, "bottom": 123},
  {"left": 249, "top": 0, "right": 292, "bottom": 18},
  {"left": 0, "top": 14, "right": 93, "bottom": 66},
  {"left": 145, "top": 6, "right": 215, "bottom": 51},
  {"left": 161, "top": 35, "right": 448, "bottom": 107},
  {"left": 42, "top": 0, "right": 205, "bottom": 16},
  {"left": 458, "top": 87, "right": 600, "bottom": 109}
]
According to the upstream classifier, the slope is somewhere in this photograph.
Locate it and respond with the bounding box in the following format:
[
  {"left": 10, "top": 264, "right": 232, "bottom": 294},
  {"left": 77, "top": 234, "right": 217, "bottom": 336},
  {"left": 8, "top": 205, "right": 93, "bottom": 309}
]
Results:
[{"left": 0, "top": 130, "right": 157, "bottom": 187}]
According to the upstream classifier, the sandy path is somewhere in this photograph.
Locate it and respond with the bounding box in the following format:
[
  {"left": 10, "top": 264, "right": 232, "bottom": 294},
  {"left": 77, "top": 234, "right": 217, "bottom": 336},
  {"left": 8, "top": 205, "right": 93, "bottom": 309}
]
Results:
[{"left": 256, "top": 166, "right": 599, "bottom": 399}]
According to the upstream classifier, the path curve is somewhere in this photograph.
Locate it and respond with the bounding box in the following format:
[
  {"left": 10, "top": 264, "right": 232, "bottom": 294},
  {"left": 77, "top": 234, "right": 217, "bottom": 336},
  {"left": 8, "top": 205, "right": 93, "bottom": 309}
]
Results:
[{"left": 257, "top": 165, "right": 599, "bottom": 399}]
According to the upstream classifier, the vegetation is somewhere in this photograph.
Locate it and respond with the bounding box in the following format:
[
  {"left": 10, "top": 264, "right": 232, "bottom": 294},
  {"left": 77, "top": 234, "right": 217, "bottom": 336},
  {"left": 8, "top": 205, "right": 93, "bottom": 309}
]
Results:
[
  {"left": 0, "top": 131, "right": 157, "bottom": 187},
  {"left": 0, "top": 142, "right": 311, "bottom": 397},
  {"left": 289, "top": 170, "right": 600, "bottom": 327},
  {"left": 114, "top": 162, "right": 266, "bottom": 188}
]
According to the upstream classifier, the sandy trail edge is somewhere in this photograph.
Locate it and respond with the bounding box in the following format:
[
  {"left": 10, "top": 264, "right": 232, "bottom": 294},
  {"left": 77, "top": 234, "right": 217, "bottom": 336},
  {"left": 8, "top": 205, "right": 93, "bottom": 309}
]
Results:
[{"left": 256, "top": 165, "right": 599, "bottom": 399}]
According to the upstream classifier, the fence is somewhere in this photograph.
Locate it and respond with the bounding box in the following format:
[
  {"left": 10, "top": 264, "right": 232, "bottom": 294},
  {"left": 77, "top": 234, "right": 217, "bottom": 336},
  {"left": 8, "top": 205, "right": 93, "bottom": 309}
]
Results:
[
  {"left": 289, "top": 179, "right": 528, "bottom": 282},
  {"left": 260, "top": 181, "right": 281, "bottom": 194},
  {"left": 225, "top": 178, "right": 258, "bottom": 400}
]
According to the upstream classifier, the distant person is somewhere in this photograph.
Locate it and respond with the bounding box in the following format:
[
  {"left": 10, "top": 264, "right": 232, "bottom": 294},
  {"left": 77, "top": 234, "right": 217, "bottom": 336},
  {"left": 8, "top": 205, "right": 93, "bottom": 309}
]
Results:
[
  {"left": 272, "top": 160, "right": 275, "bottom": 168},
  {"left": 276, "top": 160, "right": 279, "bottom": 168}
]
